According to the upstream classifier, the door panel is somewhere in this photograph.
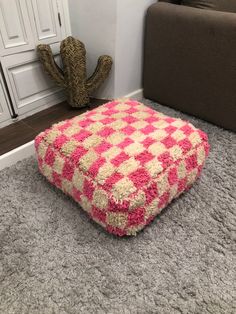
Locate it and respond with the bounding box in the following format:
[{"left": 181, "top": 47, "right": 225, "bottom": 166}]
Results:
[
  {"left": 1, "top": 44, "right": 64, "bottom": 115},
  {"left": 0, "top": 74, "right": 11, "bottom": 123},
  {"left": 10, "top": 61, "right": 56, "bottom": 102},
  {"left": 0, "top": 0, "right": 34, "bottom": 56},
  {"left": 29, "top": 0, "right": 62, "bottom": 44}
]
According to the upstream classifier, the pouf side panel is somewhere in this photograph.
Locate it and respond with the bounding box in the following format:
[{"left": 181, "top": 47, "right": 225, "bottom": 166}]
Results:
[
  {"left": 35, "top": 131, "right": 209, "bottom": 236},
  {"left": 35, "top": 127, "right": 209, "bottom": 208},
  {"left": 35, "top": 137, "right": 110, "bottom": 230},
  {"left": 125, "top": 139, "right": 209, "bottom": 235},
  {"left": 35, "top": 113, "right": 209, "bottom": 211}
]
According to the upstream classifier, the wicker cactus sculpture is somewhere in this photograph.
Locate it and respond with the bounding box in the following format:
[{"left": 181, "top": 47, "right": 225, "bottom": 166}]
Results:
[{"left": 37, "top": 36, "right": 113, "bottom": 108}]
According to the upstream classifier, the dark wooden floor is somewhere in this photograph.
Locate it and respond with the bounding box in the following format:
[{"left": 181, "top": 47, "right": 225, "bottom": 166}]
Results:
[{"left": 0, "top": 98, "right": 108, "bottom": 156}]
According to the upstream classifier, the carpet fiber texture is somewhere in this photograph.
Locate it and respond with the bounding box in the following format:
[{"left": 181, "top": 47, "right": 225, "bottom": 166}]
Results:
[{"left": 0, "top": 100, "right": 235, "bottom": 314}]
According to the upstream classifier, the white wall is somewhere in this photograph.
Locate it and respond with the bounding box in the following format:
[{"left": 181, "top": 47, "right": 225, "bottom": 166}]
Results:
[
  {"left": 68, "top": 0, "right": 156, "bottom": 99},
  {"left": 68, "top": 0, "right": 117, "bottom": 99},
  {"left": 115, "top": 0, "right": 156, "bottom": 98}
]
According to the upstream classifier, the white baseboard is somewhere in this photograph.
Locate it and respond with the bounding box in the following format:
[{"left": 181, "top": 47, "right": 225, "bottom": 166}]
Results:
[
  {"left": 0, "top": 91, "right": 144, "bottom": 170},
  {"left": 0, "top": 141, "right": 35, "bottom": 171},
  {"left": 124, "top": 89, "right": 143, "bottom": 100}
]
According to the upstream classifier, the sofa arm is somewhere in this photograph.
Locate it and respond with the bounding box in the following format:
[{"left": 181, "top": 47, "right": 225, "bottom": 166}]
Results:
[{"left": 143, "top": 3, "right": 236, "bottom": 131}]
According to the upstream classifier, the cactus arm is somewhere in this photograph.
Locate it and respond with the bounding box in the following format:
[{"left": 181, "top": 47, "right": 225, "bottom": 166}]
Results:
[
  {"left": 37, "top": 44, "right": 66, "bottom": 87},
  {"left": 86, "top": 55, "right": 113, "bottom": 94}
]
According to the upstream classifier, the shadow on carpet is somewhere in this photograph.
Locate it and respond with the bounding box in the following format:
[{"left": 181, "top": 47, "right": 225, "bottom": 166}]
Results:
[{"left": 0, "top": 100, "right": 235, "bottom": 314}]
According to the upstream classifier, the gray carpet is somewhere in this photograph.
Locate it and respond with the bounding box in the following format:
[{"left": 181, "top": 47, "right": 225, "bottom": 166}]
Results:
[{"left": 0, "top": 100, "right": 235, "bottom": 314}]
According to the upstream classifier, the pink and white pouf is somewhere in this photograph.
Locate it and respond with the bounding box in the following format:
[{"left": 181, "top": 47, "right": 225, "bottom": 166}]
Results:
[{"left": 35, "top": 99, "right": 209, "bottom": 236}]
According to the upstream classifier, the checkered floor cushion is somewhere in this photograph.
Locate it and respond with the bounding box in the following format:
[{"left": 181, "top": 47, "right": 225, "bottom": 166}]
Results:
[{"left": 35, "top": 99, "right": 209, "bottom": 236}]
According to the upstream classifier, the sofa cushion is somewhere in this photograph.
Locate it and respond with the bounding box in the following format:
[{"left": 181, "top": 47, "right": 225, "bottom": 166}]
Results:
[
  {"left": 35, "top": 99, "right": 209, "bottom": 236},
  {"left": 182, "top": 0, "right": 236, "bottom": 13},
  {"left": 159, "top": 0, "right": 181, "bottom": 4},
  {"left": 218, "top": 0, "right": 236, "bottom": 13},
  {"left": 182, "top": 0, "right": 215, "bottom": 9}
]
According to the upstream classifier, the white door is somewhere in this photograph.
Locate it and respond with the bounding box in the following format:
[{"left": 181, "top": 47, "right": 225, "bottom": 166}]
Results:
[
  {"left": 0, "top": 0, "right": 70, "bottom": 125},
  {"left": 0, "top": 74, "right": 11, "bottom": 123},
  {"left": 28, "top": 0, "right": 62, "bottom": 45},
  {"left": 1, "top": 43, "right": 64, "bottom": 116},
  {"left": 0, "top": 0, "right": 35, "bottom": 56}
]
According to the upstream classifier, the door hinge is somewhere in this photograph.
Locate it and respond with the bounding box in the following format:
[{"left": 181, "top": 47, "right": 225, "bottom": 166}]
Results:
[
  {"left": 12, "top": 114, "right": 19, "bottom": 121},
  {"left": 58, "top": 12, "right": 62, "bottom": 27}
]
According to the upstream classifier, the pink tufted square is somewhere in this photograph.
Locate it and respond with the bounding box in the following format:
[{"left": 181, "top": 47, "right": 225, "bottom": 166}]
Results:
[{"left": 35, "top": 99, "right": 209, "bottom": 236}]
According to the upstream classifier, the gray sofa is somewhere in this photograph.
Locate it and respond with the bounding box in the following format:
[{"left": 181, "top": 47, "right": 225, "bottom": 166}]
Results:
[{"left": 143, "top": 0, "right": 236, "bottom": 131}]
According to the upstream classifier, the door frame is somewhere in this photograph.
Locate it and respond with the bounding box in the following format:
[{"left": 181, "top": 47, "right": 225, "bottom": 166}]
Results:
[{"left": 0, "top": 72, "right": 12, "bottom": 123}]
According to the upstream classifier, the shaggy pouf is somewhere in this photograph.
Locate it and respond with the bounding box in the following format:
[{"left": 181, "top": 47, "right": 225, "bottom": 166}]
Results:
[
  {"left": 35, "top": 99, "right": 209, "bottom": 236},
  {"left": 0, "top": 100, "right": 235, "bottom": 313}
]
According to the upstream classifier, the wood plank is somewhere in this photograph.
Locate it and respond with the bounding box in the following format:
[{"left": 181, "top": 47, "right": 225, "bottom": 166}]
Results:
[
  {"left": 0, "top": 99, "right": 109, "bottom": 156},
  {"left": 23, "top": 99, "right": 107, "bottom": 133},
  {"left": 0, "top": 121, "right": 37, "bottom": 156}
]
